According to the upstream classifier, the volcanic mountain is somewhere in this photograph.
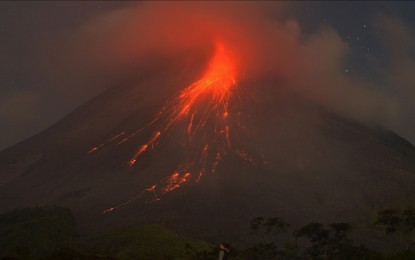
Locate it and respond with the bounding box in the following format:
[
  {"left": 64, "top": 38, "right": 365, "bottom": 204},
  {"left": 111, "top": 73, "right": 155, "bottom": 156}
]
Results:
[{"left": 1, "top": 47, "right": 415, "bottom": 246}]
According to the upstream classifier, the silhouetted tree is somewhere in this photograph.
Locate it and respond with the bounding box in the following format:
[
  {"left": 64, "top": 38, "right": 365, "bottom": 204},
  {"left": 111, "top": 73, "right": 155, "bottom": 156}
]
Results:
[
  {"left": 263, "top": 217, "right": 291, "bottom": 243},
  {"left": 374, "top": 209, "right": 402, "bottom": 234},
  {"left": 295, "top": 222, "right": 330, "bottom": 259},
  {"left": 244, "top": 242, "right": 278, "bottom": 260},
  {"left": 294, "top": 222, "right": 355, "bottom": 259},
  {"left": 374, "top": 208, "right": 415, "bottom": 250},
  {"left": 247, "top": 216, "right": 293, "bottom": 259},
  {"left": 250, "top": 217, "right": 264, "bottom": 235}
]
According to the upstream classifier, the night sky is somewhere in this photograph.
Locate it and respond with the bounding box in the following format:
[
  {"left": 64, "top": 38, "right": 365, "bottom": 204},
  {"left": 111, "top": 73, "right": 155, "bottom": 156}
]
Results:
[{"left": 1, "top": 1, "right": 415, "bottom": 151}]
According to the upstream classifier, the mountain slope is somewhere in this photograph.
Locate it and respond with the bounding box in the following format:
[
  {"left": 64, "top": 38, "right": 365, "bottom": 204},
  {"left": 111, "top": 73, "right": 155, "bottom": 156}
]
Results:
[{"left": 1, "top": 58, "right": 415, "bottom": 247}]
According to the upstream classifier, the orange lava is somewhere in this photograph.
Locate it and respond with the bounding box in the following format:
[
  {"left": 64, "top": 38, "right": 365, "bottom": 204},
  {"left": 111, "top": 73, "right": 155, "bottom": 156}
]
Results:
[
  {"left": 162, "top": 172, "right": 191, "bottom": 193},
  {"left": 87, "top": 132, "right": 125, "bottom": 154},
  {"left": 103, "top": 207, "right": 114, "bottom": 214},
  {"left": 145, "top": 185, "right": 157, "bottom": 192},
  {"left": 236, "top": 149, "right": 255, "bottom": 164},
  {"left": 128, "top": 131, "right": 161, "bottom": 166},
  {"left": 90, "top": 41, "right": 262, "bottom": 213},
  {"left": 172, "top": 41, "right": 237, "bottom": 124},
  {"left": 125, "top": 41, "right": 238, "bottom": 168}
]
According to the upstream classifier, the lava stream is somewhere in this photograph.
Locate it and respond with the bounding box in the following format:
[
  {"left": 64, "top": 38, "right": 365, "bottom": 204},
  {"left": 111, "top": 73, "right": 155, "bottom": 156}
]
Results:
[
  {"left": 126, "top": 40, "right": 239, "bottom": 175},
  {"left": 88, "top": 41, "right": 261, "bottom": 212}
]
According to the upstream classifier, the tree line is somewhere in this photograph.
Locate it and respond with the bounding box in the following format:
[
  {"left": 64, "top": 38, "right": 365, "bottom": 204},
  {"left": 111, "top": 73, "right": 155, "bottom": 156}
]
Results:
[
  {"left": 238, "top": 208, "right": 415, "bottom": 259},
  {"left": 0, "top": 206, "right": 414, "bottom": 259}
]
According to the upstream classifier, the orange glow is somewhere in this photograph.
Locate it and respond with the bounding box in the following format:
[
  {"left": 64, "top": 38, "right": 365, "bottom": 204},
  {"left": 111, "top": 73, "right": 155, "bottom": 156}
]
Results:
[
  {"left": 128, "top": 131, "right": 161, "bottom": 166},
  {"left": 196, "top": 169, "right": 205, "bottom": 183},
  {"left": 128, "top": 145, "right": 147, "bottom": 166},
  {"left": 103, "top": 207, "right": 114, "bottom": 214},
  {"left": 117, "top": 138, "right": 128, "bottom": 145},
  {"left": 87, "top": 132, "right": 125, "bottom": 153},
  {"left": 91, "top": 41, "right": 262, "bottom": 213},
  {"left": 200, "top": 144, "right": 209, "bottom": 163},
  {"left": 236, "top": 149, "right": 255, "bottom": 164},
  {"left": 172, "top": 41, "right": 237, "bottom": 124},
  {"left": 124, "top": 42, "right": 238, "bottom": 169},
  {"left": 87, "top": 147, "right": 99, "bottom": 154},
  {"left": 110, "top": 132, "right": 125, "bottom": 141},
  {"left": 145, "top": 185, "right": 157, "bottom": 192},
  {"left": 162, "top": 172, "right": 191, "bottom": 193},
  {"left": 212, "top": 152, "right": 222, "bottom": 173},
  {"left": 102, "top": 183, "right": 160, "bottom": 214}
]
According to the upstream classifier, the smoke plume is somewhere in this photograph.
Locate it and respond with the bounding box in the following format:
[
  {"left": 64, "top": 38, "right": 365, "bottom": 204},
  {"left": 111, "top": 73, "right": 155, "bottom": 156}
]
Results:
[{"left": 2, "top": 2, "right": 415, "bottom": 150}]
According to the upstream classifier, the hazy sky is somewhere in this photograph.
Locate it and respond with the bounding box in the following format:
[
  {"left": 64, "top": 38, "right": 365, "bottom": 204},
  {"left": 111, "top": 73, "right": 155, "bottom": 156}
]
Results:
[{"left": 1, "top": 1, "right": 415, "bottom": 151}]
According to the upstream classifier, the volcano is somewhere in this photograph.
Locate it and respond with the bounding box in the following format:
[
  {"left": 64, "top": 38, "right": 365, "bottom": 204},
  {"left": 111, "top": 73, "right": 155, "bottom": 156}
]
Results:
[{"left": 1, "top": 47, "right": 415, "bottom": 246}]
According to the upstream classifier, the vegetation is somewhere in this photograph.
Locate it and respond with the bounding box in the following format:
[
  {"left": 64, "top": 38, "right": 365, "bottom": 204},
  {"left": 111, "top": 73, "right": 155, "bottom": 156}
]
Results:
[
  {"left": 293, "top": 222, "right": 380, "bottom": 259},
  {"left": 86, "top": 224, "right": 214, "bottom": 260},
  {"left": 1, "top": 206, "right": 415, "bottom": 259},
  {"left": 0, "top": 206, "right": 79, "bottom": 258},
  {"left": 374, "top": 208, "right": 415, "bottom": 250},
  {"left": 245, "top": 217, "right": 380, "bottom": 259}
]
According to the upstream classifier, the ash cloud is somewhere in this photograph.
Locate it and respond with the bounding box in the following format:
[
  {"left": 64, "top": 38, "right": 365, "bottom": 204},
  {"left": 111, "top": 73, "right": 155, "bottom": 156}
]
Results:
[{"left": 1, "top": 2, "right": 415, "bottom": 150}]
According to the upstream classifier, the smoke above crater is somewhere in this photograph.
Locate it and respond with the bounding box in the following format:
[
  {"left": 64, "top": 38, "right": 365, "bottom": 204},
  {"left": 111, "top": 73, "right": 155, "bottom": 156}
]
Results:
[
  {"left": 67, "top": 2, "right": 415, "bottom": 143},
  {"left": 1, "top": 2, "right": 415, "bottom": 150}
]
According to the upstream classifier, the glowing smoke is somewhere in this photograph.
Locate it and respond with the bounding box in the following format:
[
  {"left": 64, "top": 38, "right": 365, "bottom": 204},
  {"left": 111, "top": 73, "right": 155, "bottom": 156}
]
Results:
[
  {"left": 62, "top": 2, "right": 415, "bottom": 144},
  {"left": 3, "top": 2, "right": 415, "bottom": 151}
]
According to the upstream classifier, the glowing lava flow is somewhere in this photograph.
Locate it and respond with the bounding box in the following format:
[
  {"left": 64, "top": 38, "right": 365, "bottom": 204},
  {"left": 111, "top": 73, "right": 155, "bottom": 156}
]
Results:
[
  {"left": 128, "top": 131, "right": 161, "bottom": 166},
  {"left": 162, "top": 172, "right": 191, "bottom": 193},
  {"left": 91, "top": 41, "right": 238, "bottom": 167},
  {"left": 89, "top": 41, "right": 260, "bottom": 212},
  {"left": 146, "top": 41, "right": 239, "bottom": 178},
  {"left": 170, "top": 42, "right": 236, "bottom": 125},
  {"left": 128, "top": 40, "right": 239, "bottom": 193}
]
